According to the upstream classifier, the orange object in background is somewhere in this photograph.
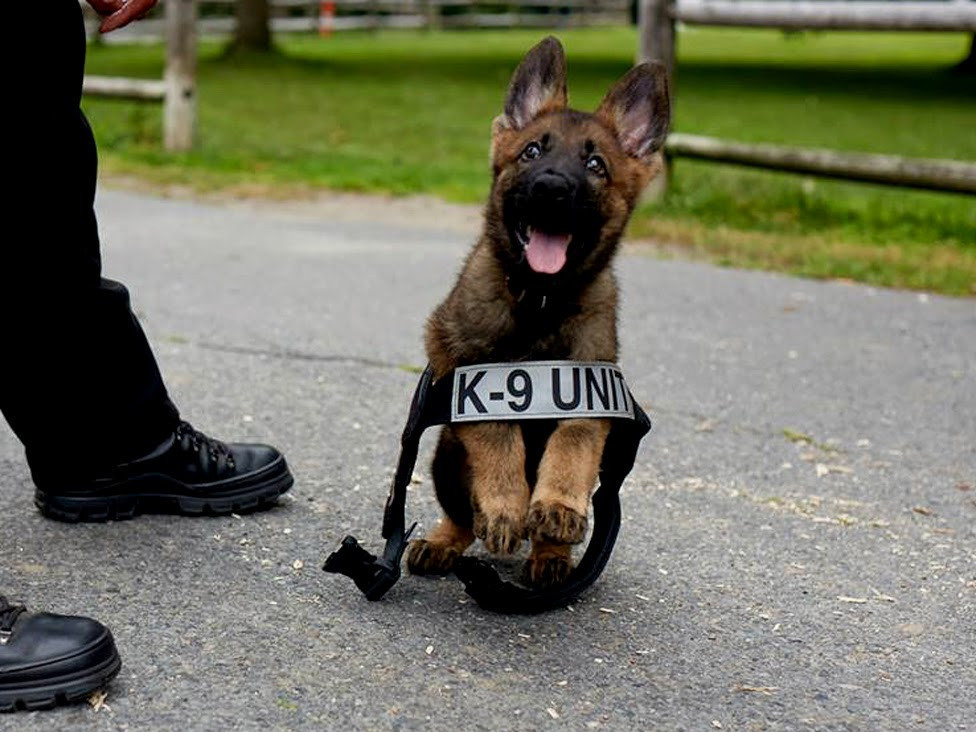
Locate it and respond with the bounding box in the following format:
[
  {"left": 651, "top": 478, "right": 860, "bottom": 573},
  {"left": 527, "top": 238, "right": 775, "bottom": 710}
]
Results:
[{"left": 319, "top": 0, "right": 335, "bottom": 37}]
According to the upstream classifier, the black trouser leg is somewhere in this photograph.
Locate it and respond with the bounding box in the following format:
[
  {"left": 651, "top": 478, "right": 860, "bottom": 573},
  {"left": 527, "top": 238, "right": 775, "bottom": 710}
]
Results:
[{"left": 0, "top": 0, "right": 180, "bottom": 487}]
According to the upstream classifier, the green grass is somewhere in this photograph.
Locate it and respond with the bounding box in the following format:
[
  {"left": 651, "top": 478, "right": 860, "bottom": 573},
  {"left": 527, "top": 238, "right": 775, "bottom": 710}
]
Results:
[{"left": 81, "top": 27, "right": 976, "bottom": 294}]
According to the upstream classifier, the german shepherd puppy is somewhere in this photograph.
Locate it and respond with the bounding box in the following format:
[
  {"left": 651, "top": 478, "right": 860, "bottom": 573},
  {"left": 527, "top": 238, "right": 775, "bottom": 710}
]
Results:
[{"left": 406, "top": 37, "right": 670, "bottom": 588}]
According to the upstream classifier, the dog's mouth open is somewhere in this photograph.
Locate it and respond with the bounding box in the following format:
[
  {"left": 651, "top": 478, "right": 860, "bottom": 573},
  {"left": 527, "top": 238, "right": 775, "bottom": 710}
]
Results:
[{"left": 515, "top": 225, "right": 573, "bottom": 275}]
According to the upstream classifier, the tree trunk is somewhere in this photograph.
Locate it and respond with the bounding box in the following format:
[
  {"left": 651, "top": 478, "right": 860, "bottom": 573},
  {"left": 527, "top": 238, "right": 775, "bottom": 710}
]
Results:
[{"left": 234, "top": 0, "right": 272, "bottom": 52}]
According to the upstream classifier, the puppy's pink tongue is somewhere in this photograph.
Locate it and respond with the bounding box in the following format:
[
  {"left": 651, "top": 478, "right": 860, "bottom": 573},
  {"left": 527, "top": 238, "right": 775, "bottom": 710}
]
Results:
[{"left": 525, "top": 230, "right": 571, "bottom": 274}]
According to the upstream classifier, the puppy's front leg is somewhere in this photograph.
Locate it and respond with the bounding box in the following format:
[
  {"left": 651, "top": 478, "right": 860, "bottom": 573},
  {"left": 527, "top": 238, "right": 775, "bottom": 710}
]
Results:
[
  {"left": 407, "top": 516, "right": 474, "bottom": 576},
  {"left": 458, "top": 421, "right": 530, "bottom": 556},
  {"left": 528, "top": 418, "right": 610, "bottom": 545}
]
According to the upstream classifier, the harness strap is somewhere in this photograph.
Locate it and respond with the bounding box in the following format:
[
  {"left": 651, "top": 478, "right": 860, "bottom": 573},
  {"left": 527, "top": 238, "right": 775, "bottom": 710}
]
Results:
[{"left": 323, "top": 363, "right": 650, "bottom": 612}]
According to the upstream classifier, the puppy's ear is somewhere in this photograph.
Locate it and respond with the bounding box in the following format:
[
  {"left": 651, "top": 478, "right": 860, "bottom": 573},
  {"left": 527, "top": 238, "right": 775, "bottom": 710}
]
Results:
[
  {"left": 596, "top": 62, "right": 670, "bottom": 161},
  {"left": 499, "top": 36, "right": 568, "bottom": 131}
]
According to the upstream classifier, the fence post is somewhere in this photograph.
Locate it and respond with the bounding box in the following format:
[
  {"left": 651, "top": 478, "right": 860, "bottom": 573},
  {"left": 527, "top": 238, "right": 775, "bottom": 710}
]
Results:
[
  {"left": 424, "top": 0, "right": 441, "bottom": 31},
  {"left": 638, "top": 0, "right": 675, "bottom": 198},
  {"left": 638, "top": 0, "right": 675, "bottom": 78},
  {"left": 164, "top": 0, "right": 197, "bottom": 152}
]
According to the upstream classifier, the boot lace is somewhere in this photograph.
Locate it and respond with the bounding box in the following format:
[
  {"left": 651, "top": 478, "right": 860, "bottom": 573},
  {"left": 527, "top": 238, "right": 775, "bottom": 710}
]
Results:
[
  {"left": 175, "top": 422, "right": 236, "bottom": 470},
  {"left": 0, "top": 597, "right": 26, "bottom": 643}
]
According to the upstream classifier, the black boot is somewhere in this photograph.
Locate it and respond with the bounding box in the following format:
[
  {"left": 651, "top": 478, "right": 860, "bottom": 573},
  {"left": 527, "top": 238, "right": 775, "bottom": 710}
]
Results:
[
  {"left": 34, "top": 422, "right": 294, "bottom": 522},
  {"left": 0, "top": 597, "right": 121, "bottom": 712}
]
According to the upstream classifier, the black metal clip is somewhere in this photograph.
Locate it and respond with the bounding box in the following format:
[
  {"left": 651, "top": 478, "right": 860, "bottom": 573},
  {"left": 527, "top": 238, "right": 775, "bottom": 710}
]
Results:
[{"left": 323, "top": 524, "right": 415, "bottom": 601}]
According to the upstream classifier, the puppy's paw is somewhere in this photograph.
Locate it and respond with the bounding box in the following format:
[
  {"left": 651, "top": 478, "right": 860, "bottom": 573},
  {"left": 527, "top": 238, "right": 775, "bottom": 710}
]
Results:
[
  {"left": 473, "top": 512, "right": 524, "bottom": 556},
  {"left": 406, "top": 539, "right": 460, "bottom": 576},
  {"left": 524, "top": 552, "right": 574, "bottom": 588},
  {"left": 527, "top": 502, "right": 587, "bottom": 544}
]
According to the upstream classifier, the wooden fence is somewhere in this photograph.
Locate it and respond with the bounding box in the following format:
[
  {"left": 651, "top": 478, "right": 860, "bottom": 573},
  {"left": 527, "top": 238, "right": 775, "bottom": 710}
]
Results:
[
  {"left": 82, "top": 0, "right": 629, "bottom": 149},
  {"left": 84, "top": 0, "right": 976, "bottom": 193},
  {"left": 83, "top": 0, "right": 197, "bottom": 151},
  {"left": 92, "top": 0, "right": 630, "bottom": 37},
  {"left": 639, "top": 0, "right": 976, "bottom": 194}
]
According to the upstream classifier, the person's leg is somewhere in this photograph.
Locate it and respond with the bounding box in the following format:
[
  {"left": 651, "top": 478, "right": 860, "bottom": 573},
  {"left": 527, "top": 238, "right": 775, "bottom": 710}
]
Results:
[
  {"left": 1, "top": 0, "right": 292, "bottom": 521},
  {"left": 1, "top": 0, "right": 289, "bottom": 711},
  {"left": 0, "top": 2, "right": 122, "bottom": 714},
  {"left": 3, "top": 274, "right": 183, "bottom": 487},
  {"left": 2, "top": 1, "right": 178, "bottom": 477}
]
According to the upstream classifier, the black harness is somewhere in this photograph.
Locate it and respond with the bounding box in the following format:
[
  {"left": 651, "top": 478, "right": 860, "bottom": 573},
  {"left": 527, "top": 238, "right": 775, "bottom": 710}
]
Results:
[{"left": 323, "top": 362, "right": 651, "bottom": 614}]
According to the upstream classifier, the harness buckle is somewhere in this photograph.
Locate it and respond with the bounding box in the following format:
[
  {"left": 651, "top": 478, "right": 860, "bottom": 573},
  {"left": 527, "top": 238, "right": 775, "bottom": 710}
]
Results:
[
  {"left": 323, "top": 536, "right": 400, "bottom": 602},
  {"left": 323, "top": 522, "right": 417, "bottom": 601}
]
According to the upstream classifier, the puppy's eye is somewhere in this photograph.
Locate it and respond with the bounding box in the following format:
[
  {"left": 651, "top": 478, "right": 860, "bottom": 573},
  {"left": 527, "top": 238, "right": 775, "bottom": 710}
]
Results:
[
  {"left": 586, "top": 155, "right": 607, "bottom": 177},
  {"left": 520, "top": 141, "right": 543, "bottom": 162}
]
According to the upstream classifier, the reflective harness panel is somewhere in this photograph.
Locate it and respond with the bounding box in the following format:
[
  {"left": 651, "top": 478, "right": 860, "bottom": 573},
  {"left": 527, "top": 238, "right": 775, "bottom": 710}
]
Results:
[{"left": 323, "top": 361, "right": 651, "bottom": 614}]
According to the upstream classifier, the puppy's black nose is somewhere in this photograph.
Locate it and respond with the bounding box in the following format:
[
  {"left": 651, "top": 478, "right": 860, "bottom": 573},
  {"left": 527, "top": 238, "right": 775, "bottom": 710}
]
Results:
[{"left": 531, "top": 172, "right": 574, "bottom": 204}]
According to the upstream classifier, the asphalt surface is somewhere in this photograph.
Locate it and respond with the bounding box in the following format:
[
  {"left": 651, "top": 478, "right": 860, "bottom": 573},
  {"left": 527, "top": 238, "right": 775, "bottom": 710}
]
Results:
[{"left": 2, "top": 188, "right": 974, "bottom": 731}]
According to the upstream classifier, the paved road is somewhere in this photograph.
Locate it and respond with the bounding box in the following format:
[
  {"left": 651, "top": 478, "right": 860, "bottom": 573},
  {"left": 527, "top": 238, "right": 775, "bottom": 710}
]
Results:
[{"left": 2, "top": 189, "right": 974, "bottom": 731}]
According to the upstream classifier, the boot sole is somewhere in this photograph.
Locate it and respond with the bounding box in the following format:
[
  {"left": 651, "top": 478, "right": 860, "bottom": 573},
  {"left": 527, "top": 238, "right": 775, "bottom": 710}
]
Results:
[
  {"left": 34, "top": 457, "right": 294, "bottom": 523},
  {"left": 0, "top": 632, "right": 122, "bottom": 712}
]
